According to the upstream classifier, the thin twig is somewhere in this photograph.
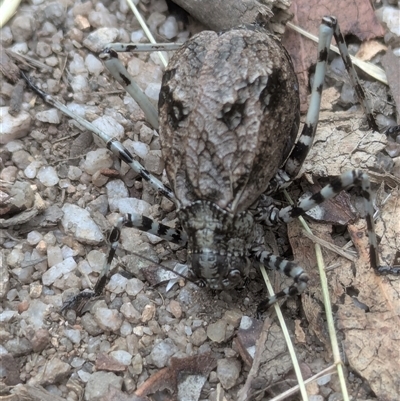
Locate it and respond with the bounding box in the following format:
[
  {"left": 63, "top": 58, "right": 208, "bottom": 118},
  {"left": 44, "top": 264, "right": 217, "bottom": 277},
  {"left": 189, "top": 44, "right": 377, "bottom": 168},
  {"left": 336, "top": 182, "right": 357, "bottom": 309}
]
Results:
[
  {"left": 6, "top": 49, "right": 53, "bottom": 71},
  {"left": 301, "top": 229, "right": 357, "bottom": 262},
  {"left": 125, "top": 0, "right": 168, "bottom": 67},
  {"left": 283, "top": 190, "right": 350, "bottom": 401},
  {"left": 286, "top": 21, "right": 387, "bottom": 85},
  {"left": 260, "top": 267, "right": 309, "bottom": 401},
  {"left": 267, "top": 364, "right": 338, "bottom": 401},
  {"left": 0, "top": 0, "right": 22, "bottom": 29}
]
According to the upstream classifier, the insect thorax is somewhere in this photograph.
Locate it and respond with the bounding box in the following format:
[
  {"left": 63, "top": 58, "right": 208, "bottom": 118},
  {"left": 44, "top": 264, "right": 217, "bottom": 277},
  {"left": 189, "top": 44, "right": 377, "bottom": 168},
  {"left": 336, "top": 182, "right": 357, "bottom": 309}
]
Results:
[{"left": 178, "top": 200, "right": 255, "bottom": 289}]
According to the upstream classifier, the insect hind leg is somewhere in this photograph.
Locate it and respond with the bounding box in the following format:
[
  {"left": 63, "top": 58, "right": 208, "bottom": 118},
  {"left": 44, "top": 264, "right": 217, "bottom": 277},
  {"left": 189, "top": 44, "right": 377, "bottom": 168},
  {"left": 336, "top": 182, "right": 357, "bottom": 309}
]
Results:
[
  {"left": 61, "top": 213, "right": 187, "bottom": 313},
  {"left": 252, "top": 250, "right": 309, "bottom": 314}
]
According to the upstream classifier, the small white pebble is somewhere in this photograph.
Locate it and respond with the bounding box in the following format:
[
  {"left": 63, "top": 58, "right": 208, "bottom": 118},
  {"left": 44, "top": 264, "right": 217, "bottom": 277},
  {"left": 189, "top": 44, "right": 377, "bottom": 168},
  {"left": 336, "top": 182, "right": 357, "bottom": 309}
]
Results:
[
  {"left": 37, "top": 166, "right": 59, "bottom": 187},
  {"left": 159, "top": 16, "right": 178, "bottom": 39},
  {"left": 27, "top": 231, "right": 43, "bottom": 246},
  {"left": 36, "top": 108, "right": 61, "bottom": 124},
  {"left": 85, "top": 54, "right": 104, "bottom": 75}
]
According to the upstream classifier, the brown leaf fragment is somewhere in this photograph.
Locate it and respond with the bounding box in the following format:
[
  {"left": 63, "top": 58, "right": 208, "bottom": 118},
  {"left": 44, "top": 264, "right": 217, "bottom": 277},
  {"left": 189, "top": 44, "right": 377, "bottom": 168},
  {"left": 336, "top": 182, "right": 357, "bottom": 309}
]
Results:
[
  {"left": 294, "top": 319, "right": 306, "bottom": 344},
  {"left": 382, "top": 48, "right": 400, "bottom": 123},
  {"left": 299, "top": 114, "right": 387, "bottom": 178},
  {"left": 375, "top": 188, "right": 400, "bottom": 268},
  {"left": 337, "top": 215, "right": 400, "bottom": 401},
  {"left": 169, "top": 0, "right": 273, "bottom": 31},
  {"left": 337, "top": 302, "right": 400, "bottom": 401},
  {"left": 302, "top": 181, "right": 357, "bottom": 225},
  {"left": 0, "top": 44, "right": 20, "bottom": 83},
  {"left": 171, "top": 352, "right": 217, "bottom": 376},
  {"left": 9, "top": 384, "right": 67, "bottom": 401},
  {"left": 234, "top": 317, "right": 264, "bottom": 366},
  {"left": 95, "top": 353, "right": 127, "bottom": 372},
  {"left": 355, "top": 40, "right": 387, "bottom": 61},
  {"left": 99, "top": 168, "right": 120, "bottom": 178},
  {"left": 134, "top": 352, "right": 217, "bottom": 398},
  {"left": 135, "top": 366, "right": 176, "bottom": 397},
  {"left": 283, "top": 0, "right": 385, "bottom": 110},
  {"left": 0, "top": 354, "right": 21, "bottom": 386}
]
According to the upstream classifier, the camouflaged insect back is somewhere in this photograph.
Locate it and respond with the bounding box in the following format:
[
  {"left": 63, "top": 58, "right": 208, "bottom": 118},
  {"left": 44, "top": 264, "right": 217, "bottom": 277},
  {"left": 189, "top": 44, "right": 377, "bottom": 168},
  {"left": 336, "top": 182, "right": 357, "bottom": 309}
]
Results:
[
  {"left": 158, "top": 26, "right": 300, "bottom": 288},
  {"left": 159, "top": 25, "right": 300, "bottom": 213}
]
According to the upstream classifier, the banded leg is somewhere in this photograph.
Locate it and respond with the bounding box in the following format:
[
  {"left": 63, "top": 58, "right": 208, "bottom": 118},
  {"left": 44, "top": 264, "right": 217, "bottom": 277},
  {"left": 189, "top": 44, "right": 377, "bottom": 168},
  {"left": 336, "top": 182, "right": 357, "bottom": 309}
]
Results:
[
  {"left": 63, "top": 213, "right": 188, "bottom": 312},
  {"left": 22, "top": 72, "right": 175, "bottom": 202},
  {"left": 251, "top": 250, "right": 309, "bottom": 314},
  {"left": 267, "top": 170, "right": 400, "bottom": 275},
  {"left": 99, "top": 42, "right": 182, "bottom": 130},
  {"left": 284, "top": 16, "right": 381, "bottom": 181},
  {"left": 326, "top": 16, "right": 378, "bottom": 132}
]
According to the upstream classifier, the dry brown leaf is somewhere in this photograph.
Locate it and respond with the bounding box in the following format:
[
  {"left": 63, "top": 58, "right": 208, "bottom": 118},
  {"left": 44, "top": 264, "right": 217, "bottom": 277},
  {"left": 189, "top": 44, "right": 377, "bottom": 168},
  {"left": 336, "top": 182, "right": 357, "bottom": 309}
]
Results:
[
  {"left": 8, "top": 384, "right": 67, "bottom": 401},
  {"left": 0, "top": 353, "right": 21, "bottom": 385},
  {"left": 355, "top": 40, "right": 387, "bottom": 61},
  {"left": 283, "top": 0, "right": 385, "bottom": 111},
  {"left": 294, "top": 319, "right": 306, "bottom": 344},
  {"left": 376, "top": 188, "right": 400, "bottom": 268},
  {"left": 382, "top": 48, "right": 400, "bottom": 123},
  {"left": 319, "top": 87, "right": 340, "bottom": 111},
  {"left": 288, "top": 220, "right": 341, "bottom": 350},
  {"left": 134, "top": 353, "right": 217, "bottom": 398},
  {"left": 234, "top": 317, "right": 265, "bottom": 367},
  {"left": 302, "top": 180, "right": 357, "bottom": 225},
  {"left": 299, "top": 113, "right": 387, "bottom": 177},
  {"left": 336, "top": 210, "right": 400, "bottom": 401},
  {"left": 95, "top": 353, "right": 127, "bottom": 372}
]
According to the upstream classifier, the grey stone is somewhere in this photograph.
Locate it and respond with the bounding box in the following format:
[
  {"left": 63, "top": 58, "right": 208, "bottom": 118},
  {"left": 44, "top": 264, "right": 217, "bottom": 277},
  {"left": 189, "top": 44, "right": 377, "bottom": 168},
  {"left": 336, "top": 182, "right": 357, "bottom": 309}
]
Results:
[
  {"left": 0, "top": 108, "right": 32, "bottom": 144},
  {"left": 109, "top": 350, "right": 132, "bottom": 366},
  {"left": 84, "top": 371, "right": 123, "bottom": 401},
  {"left": 10, "top": 15, "right": 36, "bottom": 41},
  {"left": 93, "top": 307, "right": 123, "bottom": 332},
  {"left": 207, "top": 320, "right": 228, "bottom": 343},
  {"left": 61, "top": 204, "right": 104, "bottom": 244},
  {"left": 191, "top": 327, "right": 207, "bottom": 347},
  {"left": 44, "top": 3, "right": 67, "bottom": 28},
  {"left": 37, "top": 166, "right": 59, "bottom": 187},
  {"left": 217, "top": 358, "right": 241, "bottom": 390},
  {"left": 150, "top": 338, "right": 179, "bottom": 368},
  {"left": 42, "top": 257, "right": 77, "bottom": 286}
]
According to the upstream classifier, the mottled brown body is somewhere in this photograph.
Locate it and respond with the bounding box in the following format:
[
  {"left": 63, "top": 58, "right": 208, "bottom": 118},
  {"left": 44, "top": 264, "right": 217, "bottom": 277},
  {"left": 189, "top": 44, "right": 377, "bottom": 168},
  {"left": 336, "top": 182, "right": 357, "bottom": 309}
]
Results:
[
  {"left": 159, "top": 26, "right": 300, "bottom": 213},
  {"left": 158, "top": 26, "right": 300, "bottom": 289}
]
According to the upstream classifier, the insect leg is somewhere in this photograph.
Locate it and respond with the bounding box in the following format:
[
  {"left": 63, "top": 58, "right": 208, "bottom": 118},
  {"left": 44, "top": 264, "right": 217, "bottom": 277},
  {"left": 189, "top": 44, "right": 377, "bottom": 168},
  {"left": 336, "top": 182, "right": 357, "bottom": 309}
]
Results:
[
  {"left": 273, "top": 170, "right": 399, "bottom": 275},
  {"left": 251, "top": 250, "right": 309, "bottom": 314},
  {"left": 62, "top": 213, "right": 187, "bottom": 313},
  {"left": 22, "top": 72, "right": 175, "bottom": 202}
]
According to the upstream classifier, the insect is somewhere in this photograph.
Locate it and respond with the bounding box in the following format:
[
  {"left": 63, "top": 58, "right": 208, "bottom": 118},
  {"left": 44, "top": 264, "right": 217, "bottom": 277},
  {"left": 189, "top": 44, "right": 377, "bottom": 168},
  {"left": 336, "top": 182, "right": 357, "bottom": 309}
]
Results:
[{"left": 23, "top": 16, "right": 400, "bottom": 314}]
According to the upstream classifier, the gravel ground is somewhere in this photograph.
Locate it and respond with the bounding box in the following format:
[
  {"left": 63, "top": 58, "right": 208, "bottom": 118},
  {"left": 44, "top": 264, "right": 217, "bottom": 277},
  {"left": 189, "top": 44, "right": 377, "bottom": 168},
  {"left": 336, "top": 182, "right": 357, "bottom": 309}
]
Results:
[{"left": 1, "top": 1, "right": 400, "bottom": 401}]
